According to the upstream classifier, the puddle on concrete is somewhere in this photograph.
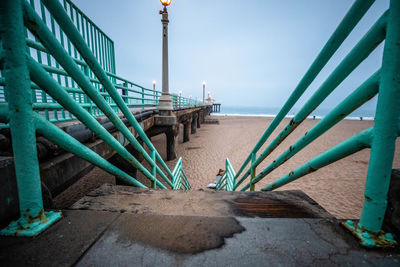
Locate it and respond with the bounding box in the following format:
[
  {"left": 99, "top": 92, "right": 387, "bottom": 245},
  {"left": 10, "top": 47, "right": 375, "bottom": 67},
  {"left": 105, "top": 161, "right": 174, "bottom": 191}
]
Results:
[{"left": 115, "top": 215, "right": 245, "bottom": 254}]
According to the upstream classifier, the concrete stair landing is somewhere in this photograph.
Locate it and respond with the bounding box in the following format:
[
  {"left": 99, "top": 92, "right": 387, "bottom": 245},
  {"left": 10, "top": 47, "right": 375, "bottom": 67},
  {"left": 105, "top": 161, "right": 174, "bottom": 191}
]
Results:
[
  {"left": 70, "top": 184, "right": 334, "bottom": 219},
  {"left": 1, "top": 185, "right": 399, "bottom": 266}
]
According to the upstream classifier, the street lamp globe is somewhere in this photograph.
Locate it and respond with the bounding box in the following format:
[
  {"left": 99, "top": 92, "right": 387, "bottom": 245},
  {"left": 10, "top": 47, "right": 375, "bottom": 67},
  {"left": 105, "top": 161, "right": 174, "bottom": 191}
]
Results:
[{"left": 160, "top": 0, "right": 172, "bottom": 6}]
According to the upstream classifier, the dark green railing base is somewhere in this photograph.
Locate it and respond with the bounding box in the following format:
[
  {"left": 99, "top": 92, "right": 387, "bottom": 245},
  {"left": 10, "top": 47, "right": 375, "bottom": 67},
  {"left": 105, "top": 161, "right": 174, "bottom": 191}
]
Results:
[
  {"left": 0, "top": 210, "right": 62, "bottom": 237},
  {"left": 342, "top": 220, "right": 397, "bottom": 248}
]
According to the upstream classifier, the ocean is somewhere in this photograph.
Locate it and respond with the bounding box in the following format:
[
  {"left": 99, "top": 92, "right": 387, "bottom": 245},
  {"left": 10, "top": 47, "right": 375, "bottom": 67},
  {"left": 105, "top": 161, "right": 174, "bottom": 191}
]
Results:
[{"left": 211, "top": 106, "right": 375, "bottom": 121}]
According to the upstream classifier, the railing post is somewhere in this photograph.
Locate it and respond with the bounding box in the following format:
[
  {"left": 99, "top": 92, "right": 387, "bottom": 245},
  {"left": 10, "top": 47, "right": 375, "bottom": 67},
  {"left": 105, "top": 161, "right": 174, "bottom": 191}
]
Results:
[
  {"left": 173, "top": 95, "right": 176, "bottom": 108},
  {"left": 151, "top": 150, "right": 157, "bottom": 189},
  {"left": 344, "top": 0, "right": 400, "bottom": 248},
  {"left": 0, "top": 0, "right": 61, "bottom": 236},
  {"left": 141, "top": 87, "right": 144, "bottom": 110},
  {"left": 83, "top": 65, "right": 93, "bottom": 115},
  {"left": 122, "top": 82, "right": 128, "bottom": 104},
  {"left": 226, "top": 158, "right": 230, "bottom": 190},
  {"left": 250, "top": 152, "right": 256, "bottom": 191}
]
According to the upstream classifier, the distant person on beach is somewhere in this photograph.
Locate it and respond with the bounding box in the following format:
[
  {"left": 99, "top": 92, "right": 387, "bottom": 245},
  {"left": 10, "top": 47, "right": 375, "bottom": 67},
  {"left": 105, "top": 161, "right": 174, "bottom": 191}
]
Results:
[
  {"left": 207, "top": 169, "right": 225, "bottom": 189},
  {"left": 216, "top": 169, "right": 224, "bottom": 184}
]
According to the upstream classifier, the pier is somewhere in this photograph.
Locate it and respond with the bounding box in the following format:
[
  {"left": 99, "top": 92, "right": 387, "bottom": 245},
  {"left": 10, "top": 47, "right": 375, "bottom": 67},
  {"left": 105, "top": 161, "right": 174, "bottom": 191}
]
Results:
[
  {"left": 1, "top": 0, "right": 400, "bottom": 265},
  {"left": 212, "top": 103, "right": 221, "bottom": 113},
  {"left": 0, "top": 104, "right": 211, "bottom": 224}
]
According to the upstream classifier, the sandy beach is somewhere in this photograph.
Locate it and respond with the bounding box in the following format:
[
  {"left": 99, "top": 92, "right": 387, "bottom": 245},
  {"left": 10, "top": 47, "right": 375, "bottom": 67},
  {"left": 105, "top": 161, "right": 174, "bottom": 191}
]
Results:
[{"left": 54, "top": 115, "right": 400, "bottom": 219}]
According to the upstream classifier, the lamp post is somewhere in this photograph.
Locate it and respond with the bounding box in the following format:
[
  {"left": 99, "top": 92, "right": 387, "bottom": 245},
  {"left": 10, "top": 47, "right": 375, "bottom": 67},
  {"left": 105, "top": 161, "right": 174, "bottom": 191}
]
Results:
[
  {"left": 158, "top": 0, "right": 173, "bottom": 114},
  {"left": 179, "top": 90, "right": 182, "bottom": 108},
  {"left": 202, "top": 81, "right": 206, "bottom": 104},
  {"left": 153, "top": 80, "right": 156, "bottom": 105}
]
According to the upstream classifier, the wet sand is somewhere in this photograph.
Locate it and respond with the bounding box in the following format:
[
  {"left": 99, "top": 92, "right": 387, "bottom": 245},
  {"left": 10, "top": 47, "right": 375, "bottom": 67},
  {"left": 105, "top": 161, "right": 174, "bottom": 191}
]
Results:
[{"left": 54, "top": 115, "right": 400, "bottom": 219}]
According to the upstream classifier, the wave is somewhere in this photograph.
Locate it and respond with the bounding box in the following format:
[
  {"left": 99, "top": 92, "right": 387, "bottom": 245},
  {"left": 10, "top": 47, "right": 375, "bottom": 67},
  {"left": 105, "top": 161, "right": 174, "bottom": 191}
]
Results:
[{"left": 210, "top": 113, "right": 374, "bottom": 121}]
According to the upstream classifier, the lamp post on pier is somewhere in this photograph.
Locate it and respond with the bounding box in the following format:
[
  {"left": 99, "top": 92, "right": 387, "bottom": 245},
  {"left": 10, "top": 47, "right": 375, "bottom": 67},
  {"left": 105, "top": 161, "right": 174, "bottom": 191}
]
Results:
[
  {"left": 158, "top": 0, "right": 173, "bottom": 114},
  {"left": 153, "top": 80, "right": 156, "bottom": 105},
  {"left": 202, "top": 81, "right": 206, "bottom": 104},
  {"left": 179, "top": 90, "right": 182, "bottom": 108}
]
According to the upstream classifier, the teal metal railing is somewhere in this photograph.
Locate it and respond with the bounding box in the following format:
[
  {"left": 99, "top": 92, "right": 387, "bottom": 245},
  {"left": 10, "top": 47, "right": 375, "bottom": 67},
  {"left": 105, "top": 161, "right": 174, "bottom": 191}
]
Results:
[
  {"left": 172, "top": 94, "right": 201, "bottom": 109},
  {"left": 216, "top": 158, "right": 235, "bottom": 191},
  {"left": 171, "top": 157, "right": 191, "bottom": 190},
  {"left": 0, "top": 1, "right": 203, "bottom": 124},
  {"left": 218, "top": 0, "right": 400, "bottom": 247},
  {"left": 0, "top": 0, "right": 195, "bottom": 237}
]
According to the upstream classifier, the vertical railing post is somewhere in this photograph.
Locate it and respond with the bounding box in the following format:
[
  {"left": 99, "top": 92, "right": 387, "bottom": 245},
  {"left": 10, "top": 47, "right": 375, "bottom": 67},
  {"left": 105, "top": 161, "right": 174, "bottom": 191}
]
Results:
[
  {"left": 151, "top": 150, "right": 157, "bottom": 189},
  {"left": 360, "top": 0, "right": 400, "bottom": 231},
  {"left": 226, "top": 158, "right": 230, "bottom": 190},
  {"left": 122, "top": 82, "right": 128, "bottom": 104},
  {"left": 230, "top": 159, "right": 236, "bottom": 189},
  {"left": 343, "top": 0, "right": 400, "bottom": 247},
  {"left": 250, "top": 152, "right": 256, "bottom": 191},
  {"left": 83, "top": 65, "right": 92, "bottom": 114},
  {"left": 1, "top": 0, "right": 42, "bottom": 217},
  {"left": 141, "top": 87, "right": 144, "bottom": 110},
  {"left": 0, "top": 0, "right": 61, "bottom": 237}
]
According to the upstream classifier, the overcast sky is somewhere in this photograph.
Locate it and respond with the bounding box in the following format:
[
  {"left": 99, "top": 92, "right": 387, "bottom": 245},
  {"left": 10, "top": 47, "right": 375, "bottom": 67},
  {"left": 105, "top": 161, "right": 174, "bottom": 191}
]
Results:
[{"left": 73, "top": 0, "right": 389, "bottom": 110}]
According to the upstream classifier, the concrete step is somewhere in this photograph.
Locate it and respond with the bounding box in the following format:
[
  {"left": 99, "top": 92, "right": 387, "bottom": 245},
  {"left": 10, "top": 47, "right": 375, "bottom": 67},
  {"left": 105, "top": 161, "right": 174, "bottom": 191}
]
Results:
[
  {"left": 1, "top": 185, "right": 400, "bottom": 266},
  {"left": 1, "top": 210, "right": 399, "bottom": 266},
  {"left": 69, "top": 184, "right": 334, "bottom": 219}
]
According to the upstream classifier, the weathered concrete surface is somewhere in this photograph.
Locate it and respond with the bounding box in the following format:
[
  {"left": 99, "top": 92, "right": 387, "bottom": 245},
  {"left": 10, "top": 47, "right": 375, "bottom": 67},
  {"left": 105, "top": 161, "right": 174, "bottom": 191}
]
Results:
[
  {"left": 384, "top": 169, "right": 400, "bottom": 237},
  {"left": 191, "top": 113, "right": 197, "bottom": 134},
  {"left": 154, "top": 115, "right": 177, "bottom": 126},
  {"left": 70, "top": 184, "right": 334, "bottom": 219},
  {"left": 1, "top": 191, "right": 400, "bottom": 266},
  {"left": 76, "top": 217, "right": 400, "bottom": 266},
  {"left": 0, "top": 157, "right": 18, "bottom": 227},
  {"left": 0, "top": 210, "right": 119, "bottom": 266},
  {"left": 2, "top": 213, "right": 399, "bottom": 266},
  {"left": 96, "top": 214, "right": 245, "bottom": 254},
  {"left": 183, "top": 119, "right": 191, "bottom": 143}
]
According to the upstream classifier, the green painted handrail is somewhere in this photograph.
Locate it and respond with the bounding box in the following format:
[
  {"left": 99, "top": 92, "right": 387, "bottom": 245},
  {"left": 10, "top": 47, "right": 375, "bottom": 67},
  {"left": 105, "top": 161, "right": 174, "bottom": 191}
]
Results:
[
  {"left": 219, "top": 0, "right": 400, "bottom": 247},
  {"left": 232, "top": 0, "right": 377, "bottom": 185},
  {"left": 0, "top": 0, "right": 197, "bottom": 236},
  {"left": 216, "top": 158, "right": 235, "bottom": 191}
]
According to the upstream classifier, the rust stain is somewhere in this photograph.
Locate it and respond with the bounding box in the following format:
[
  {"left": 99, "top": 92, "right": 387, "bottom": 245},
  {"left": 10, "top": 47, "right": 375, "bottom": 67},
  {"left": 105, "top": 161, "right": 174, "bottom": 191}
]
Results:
[
  {"left": 231, "top": 195, "right": 320, "bottom": 218},
  {"left": 307, "top": 166, "right": 316, "bottom": 174}
]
